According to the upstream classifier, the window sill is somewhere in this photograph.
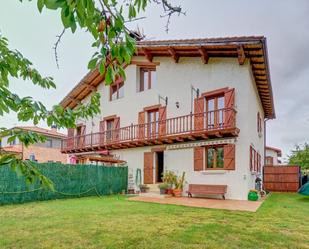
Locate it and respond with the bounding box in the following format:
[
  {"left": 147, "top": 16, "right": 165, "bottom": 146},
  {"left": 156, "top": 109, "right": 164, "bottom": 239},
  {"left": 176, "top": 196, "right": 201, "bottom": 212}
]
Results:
[{"left": 200, "top": 170, "right": 227, "bottom": 175}]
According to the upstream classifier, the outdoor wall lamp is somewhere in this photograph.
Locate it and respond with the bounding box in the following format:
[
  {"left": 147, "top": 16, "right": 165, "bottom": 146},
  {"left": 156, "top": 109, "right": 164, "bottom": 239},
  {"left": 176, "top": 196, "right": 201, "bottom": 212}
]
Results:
[{"left": 175, "top": 101, "right": 180, "bottom": 108}]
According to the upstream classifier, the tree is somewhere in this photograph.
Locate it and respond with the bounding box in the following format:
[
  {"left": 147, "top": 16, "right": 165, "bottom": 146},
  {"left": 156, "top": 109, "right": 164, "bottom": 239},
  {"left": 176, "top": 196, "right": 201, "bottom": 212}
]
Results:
[
  {"left": 288, "top": 143, "right": 309, "bottom": 170},
  {"left": 0, "top": 0, "right": 183, "bottom": 187}
]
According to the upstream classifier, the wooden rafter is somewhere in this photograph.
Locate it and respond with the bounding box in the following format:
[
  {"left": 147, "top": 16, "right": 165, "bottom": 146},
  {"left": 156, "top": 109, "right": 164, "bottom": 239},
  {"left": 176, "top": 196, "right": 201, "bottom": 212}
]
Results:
[
  {"left": 168, "top": 47, "right": 179, "bottom": 63},
  {"left": 198, "top": 47, "right": 209, "bottom": 64},
  {"left": 237, "top": 45, "right": 246, "bottom": 65},
  {"left": 142, "top": 48, "right": 153, "bottom": 62}
]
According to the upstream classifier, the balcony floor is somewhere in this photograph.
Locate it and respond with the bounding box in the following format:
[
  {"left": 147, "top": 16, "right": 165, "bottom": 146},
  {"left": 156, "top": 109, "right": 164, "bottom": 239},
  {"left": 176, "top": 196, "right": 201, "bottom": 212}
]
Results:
[{"left": 62, "top": 127, "right": 239, "bottom": 153}]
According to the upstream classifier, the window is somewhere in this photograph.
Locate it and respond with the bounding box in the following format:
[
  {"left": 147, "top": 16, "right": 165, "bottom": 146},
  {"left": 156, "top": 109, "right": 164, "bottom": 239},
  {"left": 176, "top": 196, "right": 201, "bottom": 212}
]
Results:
[
  {"left": 110, "top": 80, "right": 124, "bottom": 101},
  {"left": 9, "top": 138, "right": 16, "bottom": 146},
  {"left": 206, "top": 95, "right": 225, "bottom": 129},
  {"left": 46, "top": 139, "right": 53, "bottom": 148},
  {"left": 257, "top": 112, "right": 262, "bottom": 133},
  {"left": 266, "top": 156, "right": 273, "bottom": 165},
  {"left": 206, "top": 146, "right": 224, "bottom": 169},
  {"left": 139, "top": 67, "right": 156, "bottom": 92},
  {"left": 250, "top": 146, "right": 262, "bottom": 172},
  {"left": 106, "top": 119, "right": 114, "bottom": 141},
  {"left": 147, "top": 109, "right": 159, "bottom": 137}
]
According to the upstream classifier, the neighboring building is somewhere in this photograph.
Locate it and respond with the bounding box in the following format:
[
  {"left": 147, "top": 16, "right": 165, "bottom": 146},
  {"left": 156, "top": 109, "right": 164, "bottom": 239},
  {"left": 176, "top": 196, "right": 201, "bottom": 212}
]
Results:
[
  {"left": 60, "top": 36, "right": 275, "bottom": 200},
  {"left": 0, "top": 126, "right": 67, "bottom": 163},
  {"left": 265, "top": 146, "right": 282, "bottom": 165}
]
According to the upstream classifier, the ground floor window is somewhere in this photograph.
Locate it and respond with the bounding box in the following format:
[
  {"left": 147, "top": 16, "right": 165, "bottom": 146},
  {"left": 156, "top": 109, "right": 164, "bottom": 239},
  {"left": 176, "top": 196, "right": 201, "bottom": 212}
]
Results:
[{"left": 206, "top": 146, "right": 224, "bottom": 169}]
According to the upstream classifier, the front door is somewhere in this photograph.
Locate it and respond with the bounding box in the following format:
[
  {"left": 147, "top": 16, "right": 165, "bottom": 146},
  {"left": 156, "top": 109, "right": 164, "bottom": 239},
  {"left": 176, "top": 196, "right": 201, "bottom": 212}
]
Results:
[
  {"left": 144, "top": 152, "right": 154, "bottom": 184},
  {"left": 156, "top": 151, "right": 164, "bottom": 183}
]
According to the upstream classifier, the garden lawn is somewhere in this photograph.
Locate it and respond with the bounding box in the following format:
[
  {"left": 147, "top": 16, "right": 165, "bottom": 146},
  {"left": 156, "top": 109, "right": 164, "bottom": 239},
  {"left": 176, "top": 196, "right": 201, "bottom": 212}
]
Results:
[{"left": 0, "top": 193, "right": 308, "bottom": 249}]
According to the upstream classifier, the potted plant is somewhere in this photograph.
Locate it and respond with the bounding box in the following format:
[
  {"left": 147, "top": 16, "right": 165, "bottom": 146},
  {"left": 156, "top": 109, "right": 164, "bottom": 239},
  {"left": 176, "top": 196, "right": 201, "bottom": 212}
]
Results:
[
  {"left": 173, "top": 172, "right": 186, "bottom": 197},
  {"left": 162, "top": 171, "right": 177, "bottom": 195},
  {"left": 139, "top": 184, "right": 149, "bottom": 193},
  {"left": 158, "top": 183, "right": 169, "bottom": 195},
  {"left": 248, "top": 189, "right": 259, "bottom": 201}
]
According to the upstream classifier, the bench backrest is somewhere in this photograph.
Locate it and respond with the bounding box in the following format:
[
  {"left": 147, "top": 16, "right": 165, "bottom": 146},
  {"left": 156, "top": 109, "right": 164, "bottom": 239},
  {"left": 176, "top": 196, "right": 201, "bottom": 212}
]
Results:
[{"left": 189, "top": 184, "right": 227, "bottom": 194}]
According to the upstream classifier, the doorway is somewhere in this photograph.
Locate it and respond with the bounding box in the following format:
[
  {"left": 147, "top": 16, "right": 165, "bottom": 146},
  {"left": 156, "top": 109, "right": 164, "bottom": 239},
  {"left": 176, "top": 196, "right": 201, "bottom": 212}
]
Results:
[{"left": 156, "top": 151, "right": 164, "bottom": 183}]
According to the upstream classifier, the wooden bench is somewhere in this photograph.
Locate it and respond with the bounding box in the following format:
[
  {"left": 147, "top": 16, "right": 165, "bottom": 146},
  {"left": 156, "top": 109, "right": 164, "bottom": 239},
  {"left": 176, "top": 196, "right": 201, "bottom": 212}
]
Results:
[{"left": 187, "top": 184, "right": 227, "bottom": 199}]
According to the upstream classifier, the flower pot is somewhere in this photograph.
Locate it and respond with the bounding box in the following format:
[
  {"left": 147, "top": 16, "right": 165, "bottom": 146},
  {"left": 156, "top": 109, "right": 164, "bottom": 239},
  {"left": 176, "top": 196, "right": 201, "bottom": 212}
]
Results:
[
  {"left": 166, "top": 188, "right": 173, "bottom": 195},
  {"left": 173, "top": 189, "right": 182, "bottom": 197},
  {"left": 248, "top": 191, "right": 259, "bottom": 201}
]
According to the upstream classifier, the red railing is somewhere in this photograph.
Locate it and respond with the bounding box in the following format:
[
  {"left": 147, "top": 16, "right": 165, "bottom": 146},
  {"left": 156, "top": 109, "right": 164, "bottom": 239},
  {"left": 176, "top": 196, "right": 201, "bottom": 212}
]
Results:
[{"left": 61, "top": 108, "right": 236, "bottom": 151}]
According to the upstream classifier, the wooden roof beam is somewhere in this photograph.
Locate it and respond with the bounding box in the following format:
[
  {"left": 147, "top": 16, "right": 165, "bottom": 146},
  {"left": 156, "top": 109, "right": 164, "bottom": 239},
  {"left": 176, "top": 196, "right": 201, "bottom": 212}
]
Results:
[
  {"left": 168, "top": 47, "right": 179, "bottom": 63},
  {"left": 142, "top": 48, "right": 153, "bottom": 62},
  {"left": 198, "top": 47, "right": 209, "bottom": 64},
  {"left": 237, "top": 45, "right": 246, "bottom": 65},
  {"left": 83, "top": 83, "right": 96, "bottom": 91},
  {"left": 68, "top": 97, "right": 81, "bottom": 105}
]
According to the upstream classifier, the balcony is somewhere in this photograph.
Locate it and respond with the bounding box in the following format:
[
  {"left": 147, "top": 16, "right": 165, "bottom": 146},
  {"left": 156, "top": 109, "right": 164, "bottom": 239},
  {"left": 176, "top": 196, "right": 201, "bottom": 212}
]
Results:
[{"left": 61, "top": 108, "right": 239, "bottom": 153}]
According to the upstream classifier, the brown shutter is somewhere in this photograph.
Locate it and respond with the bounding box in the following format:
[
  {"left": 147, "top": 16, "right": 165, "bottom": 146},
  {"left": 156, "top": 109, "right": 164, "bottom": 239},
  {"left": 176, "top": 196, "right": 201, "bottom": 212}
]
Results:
[
  {"left": 250, "top": 146, "right": 253, "bottom": 171},
  {"left": 158, "top": 106, "right": 167, "bottom": 136},
  {"left": 138, "top": 111, "right": 145, "bottom": 139},
  {"left": 194, "top": 97, "right": 204, "bottom": 131},
  {"left": 224, "top": 88, "right": 235, "bottom": 128},
  {"left": 224, "top": 144, "right": 235, "bottom": 170},
  {"left": 67, "top": 128, "right": 74, "bottom": 149},
  {"left": 99, "top": 120, "right": 105, "bottom": 144},
  {"left": 143, "top": 152, "right": 153, "bottom": 184},
  {"left": 80, "top": 125, "right": 86, "bottom": 147},
  {"left": 194, "top": 147, "right": 204, "bottom": 171},
  {"left": 114, "top": 117, "right": 120, "bottom": 141}
]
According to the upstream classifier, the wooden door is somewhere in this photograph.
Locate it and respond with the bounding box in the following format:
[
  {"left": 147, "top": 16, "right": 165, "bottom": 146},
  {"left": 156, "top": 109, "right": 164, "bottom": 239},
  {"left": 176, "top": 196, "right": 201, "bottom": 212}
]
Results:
[{"left": 144, "top": 152, "right": 154, "bottom": 184}]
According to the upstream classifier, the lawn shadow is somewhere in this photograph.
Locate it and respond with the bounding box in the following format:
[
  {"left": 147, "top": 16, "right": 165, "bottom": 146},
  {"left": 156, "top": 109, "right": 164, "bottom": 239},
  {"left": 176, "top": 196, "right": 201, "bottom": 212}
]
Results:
[{"left": 296, "top": 196, "right": 309, "bottom": 202}]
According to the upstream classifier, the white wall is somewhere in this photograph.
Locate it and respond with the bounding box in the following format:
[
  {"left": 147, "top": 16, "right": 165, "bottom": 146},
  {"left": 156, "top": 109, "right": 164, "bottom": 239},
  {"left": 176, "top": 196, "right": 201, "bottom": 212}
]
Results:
[{"left": 74, "top": 56, "right": 266, "bottom": 200}]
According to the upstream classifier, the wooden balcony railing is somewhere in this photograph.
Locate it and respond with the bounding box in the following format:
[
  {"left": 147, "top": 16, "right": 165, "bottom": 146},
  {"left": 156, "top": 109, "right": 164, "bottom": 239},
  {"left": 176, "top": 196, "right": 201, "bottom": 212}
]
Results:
[{"left": 61, "top": 108, "right": 238, "bottom": 152}]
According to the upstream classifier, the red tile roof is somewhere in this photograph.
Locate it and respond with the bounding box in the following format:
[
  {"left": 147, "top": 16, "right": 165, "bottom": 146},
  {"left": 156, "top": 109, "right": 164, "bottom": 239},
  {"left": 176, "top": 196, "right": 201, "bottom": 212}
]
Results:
[{"left": 13, "top": 126, "right": 67, "bottom": 138}]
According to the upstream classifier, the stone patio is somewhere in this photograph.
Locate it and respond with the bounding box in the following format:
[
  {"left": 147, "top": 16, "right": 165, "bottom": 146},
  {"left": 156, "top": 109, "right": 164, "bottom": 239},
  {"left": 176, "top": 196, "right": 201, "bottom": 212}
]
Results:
[{"left": 128, "top": 195, "right": 264, "bottom": 212}]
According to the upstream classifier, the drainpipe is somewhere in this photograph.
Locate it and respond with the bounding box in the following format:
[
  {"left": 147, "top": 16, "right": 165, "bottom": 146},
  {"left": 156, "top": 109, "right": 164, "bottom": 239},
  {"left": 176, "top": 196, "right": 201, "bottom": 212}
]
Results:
[{"left": 264, "top": 118, "right": 270, "bottom": 166}]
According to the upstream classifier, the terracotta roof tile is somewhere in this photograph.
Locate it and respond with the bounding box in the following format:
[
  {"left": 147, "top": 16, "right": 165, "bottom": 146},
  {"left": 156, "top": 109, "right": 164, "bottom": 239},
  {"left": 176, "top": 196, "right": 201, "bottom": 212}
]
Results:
[{"left": 14, "top": 126, "right": 67, "bottom": 138}]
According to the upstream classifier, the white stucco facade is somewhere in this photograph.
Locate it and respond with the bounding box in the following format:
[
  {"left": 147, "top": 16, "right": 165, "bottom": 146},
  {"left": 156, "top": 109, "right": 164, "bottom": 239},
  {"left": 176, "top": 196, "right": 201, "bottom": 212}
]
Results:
[{"left": 73, "top": 56, "right": 266, "bottom": 200}]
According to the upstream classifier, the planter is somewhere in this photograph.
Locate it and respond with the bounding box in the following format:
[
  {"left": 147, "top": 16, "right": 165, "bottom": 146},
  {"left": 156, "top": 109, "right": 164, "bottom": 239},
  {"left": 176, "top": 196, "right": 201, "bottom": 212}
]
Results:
[
  {"left": 248, "top": 191, "right": 259, "bottom": 201},
  {"left": 173, "top": 189, "right": 183, "bottom": 197},
  {"left": 166, "top": 188, "right": 173, "bottom": 195}
]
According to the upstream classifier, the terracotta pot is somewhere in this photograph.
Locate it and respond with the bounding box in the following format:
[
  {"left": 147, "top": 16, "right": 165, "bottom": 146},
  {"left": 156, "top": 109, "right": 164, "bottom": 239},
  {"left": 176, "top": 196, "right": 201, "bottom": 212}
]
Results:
[
  {"left": 173, "top": 189, "right": 182, "bottom": 197},
  {"left": 166, "top": 188, "right": 173, "bottom": 195}
]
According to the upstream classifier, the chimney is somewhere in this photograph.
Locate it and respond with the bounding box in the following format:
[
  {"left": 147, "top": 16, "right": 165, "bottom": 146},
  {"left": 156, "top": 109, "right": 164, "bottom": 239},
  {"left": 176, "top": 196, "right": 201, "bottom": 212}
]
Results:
[{"left": 51, "top": 125, "right": 57, "bottom": 132}]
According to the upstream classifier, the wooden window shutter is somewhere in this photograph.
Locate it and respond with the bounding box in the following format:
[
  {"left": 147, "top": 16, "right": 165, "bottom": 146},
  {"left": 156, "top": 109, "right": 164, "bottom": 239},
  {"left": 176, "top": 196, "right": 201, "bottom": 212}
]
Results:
[
  {"left": 143, "top": 152, "right": 154, "bottom": 184},
  {"left": 194, "top": 147, "right": 204, "bottom": 171},
  {"left": 194, "top": 97, "right": 204, "bottom": 131},
  {"left": 224, "top": 144, "right": 235, "bottom": 170},
  {"left": 158, "top": 106, "right": 167, "bottom": 136},
  {"left": 138, "top": 111, "right": 145, "bottom": 139},
  {"left": 224, "top": 88, "right": 235, "bottom": 128},
  {"left": 257, "top": 112, "right": 260, "bottom": 132},
  {"left": 68, "top": 128, "right": 74, "bottom": 137},
  {"left": 67, "top": 128, "right": 74, "bottom": 149},
  {"left": 79, "top": 125, "right": 86, "bottom": 147},
  {"left": 99, "top": 120, "right": 105, "bottom": 144},
  {"left": 114, "top": 117, "right": 120, "bottom": 141},
  {"left": 250, "top": 146, "right": 253, "bottom": 171}
]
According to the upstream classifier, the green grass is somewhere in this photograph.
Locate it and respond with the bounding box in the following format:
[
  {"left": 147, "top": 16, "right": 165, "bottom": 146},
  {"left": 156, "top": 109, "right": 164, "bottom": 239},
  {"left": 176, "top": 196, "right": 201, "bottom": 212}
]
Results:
[{"left": 0, "top": 193, "right": 308, "bottom": 249}]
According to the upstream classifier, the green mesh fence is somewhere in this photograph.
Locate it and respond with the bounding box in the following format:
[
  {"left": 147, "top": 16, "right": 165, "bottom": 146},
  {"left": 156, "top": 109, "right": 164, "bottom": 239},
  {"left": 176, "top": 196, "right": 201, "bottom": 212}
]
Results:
[{"left": 0, "top": 163, "right": 128, "bottom": 205}]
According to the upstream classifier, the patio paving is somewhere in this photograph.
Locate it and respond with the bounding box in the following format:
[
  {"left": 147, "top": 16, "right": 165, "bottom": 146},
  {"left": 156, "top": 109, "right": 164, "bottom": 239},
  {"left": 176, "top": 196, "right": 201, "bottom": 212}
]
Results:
[{"left": 128, "top": 195, "right": 264, "bottom": 212}]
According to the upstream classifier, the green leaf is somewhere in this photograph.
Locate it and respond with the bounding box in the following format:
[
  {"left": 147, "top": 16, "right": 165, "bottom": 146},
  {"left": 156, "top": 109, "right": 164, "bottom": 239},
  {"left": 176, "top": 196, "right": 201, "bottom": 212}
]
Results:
[
  {"left": 99, "top": 62, "right": 105, "bottom": 75},
  {"left": 37, "top": 0, "right": 44, "bottom": 12},
  {"left": 88, "top": 58, "right": 98, "bottom": 70}
]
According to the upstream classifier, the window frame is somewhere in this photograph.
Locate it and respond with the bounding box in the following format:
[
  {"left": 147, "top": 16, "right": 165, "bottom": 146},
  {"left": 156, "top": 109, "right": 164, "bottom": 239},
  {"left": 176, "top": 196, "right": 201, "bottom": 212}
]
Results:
[
  {"left": 110, "top": 79, "right": 124, "bottom": 101},
  {"left": 205, "top": 145, "right": 225, "bottom": 170},
  {"left": 205, "top": 95, "right": 225, "bottom": 129},
  {"left": 139, "top": 67, "right": 156, "bottom": 92}
]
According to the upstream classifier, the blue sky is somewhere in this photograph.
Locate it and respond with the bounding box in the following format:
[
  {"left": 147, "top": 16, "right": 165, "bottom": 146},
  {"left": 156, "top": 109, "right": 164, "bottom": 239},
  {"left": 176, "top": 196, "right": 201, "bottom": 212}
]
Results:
[{"left": 1, "top": 0, "right": 309, "bottom": 160}]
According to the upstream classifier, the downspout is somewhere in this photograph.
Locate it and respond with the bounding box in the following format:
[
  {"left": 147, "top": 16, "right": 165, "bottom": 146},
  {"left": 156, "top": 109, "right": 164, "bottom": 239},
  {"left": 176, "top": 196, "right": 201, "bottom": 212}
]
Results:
[{"left": 264, "top": 118, "right": 270, "bottom": 166}]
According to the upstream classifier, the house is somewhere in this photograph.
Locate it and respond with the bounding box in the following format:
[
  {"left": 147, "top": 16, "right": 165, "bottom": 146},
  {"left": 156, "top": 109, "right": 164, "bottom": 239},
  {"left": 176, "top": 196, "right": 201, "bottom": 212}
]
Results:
[
  {"left": 0, "top": 126, "right": 67, "bottom": 163},
  {"left": 265, "top": 146, "right": 282, "bottom": 165},
  {"left": 60, "top": 36, "right": 275, "bottom": 200}
]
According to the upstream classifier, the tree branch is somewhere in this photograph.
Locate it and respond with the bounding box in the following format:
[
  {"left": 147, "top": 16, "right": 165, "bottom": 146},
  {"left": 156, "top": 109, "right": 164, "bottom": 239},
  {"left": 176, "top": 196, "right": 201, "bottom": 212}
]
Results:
[{"left": 53, "top": 29, "right": 65, "bottom": 69}]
